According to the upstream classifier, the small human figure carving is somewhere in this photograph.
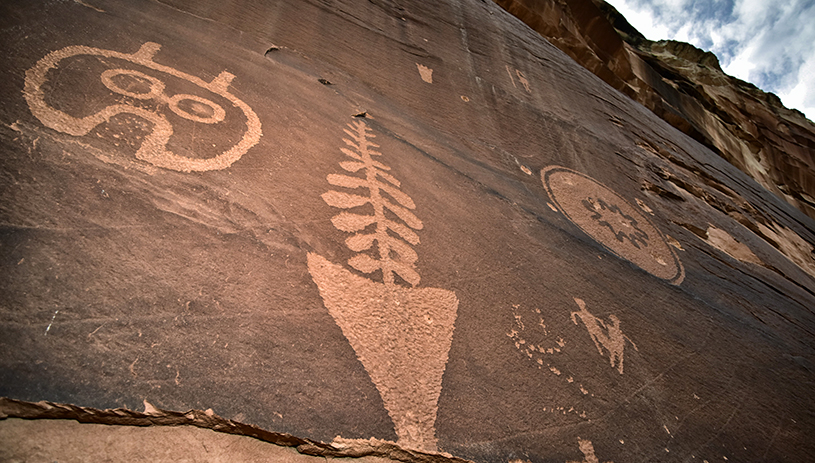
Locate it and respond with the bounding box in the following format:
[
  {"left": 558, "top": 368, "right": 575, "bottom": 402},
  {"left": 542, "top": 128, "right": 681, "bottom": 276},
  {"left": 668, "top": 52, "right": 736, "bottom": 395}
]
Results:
[
  {"left": 516, "top": 69, "right": 531, "bottom": 93},
  {"left": 505, "top": 65, "right": 532, "bottom": 93},
  {"left": 570, "top": 298, "right": 637, "bottom": 374}
]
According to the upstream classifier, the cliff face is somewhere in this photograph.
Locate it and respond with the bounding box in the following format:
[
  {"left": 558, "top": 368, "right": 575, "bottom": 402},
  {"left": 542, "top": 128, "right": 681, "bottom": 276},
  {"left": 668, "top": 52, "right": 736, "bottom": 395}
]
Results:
[
  {"left": 493, "top": 0, "right": 815, "bottom": 219},
  {"left": 2, "top": 0, "right": 815, "bottom": 462}
]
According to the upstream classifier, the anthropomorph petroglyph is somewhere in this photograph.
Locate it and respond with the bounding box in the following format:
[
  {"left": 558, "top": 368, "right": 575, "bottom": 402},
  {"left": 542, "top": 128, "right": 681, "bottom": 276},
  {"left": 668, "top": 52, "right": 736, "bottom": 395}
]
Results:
[
  {"left": 542, "top": 166, "right": 684, "bottom": 284},
  {"left": 308, "top": 120, "right": 458, "bottom": 452},
  {"left": 506, "top": 65, "right": 531, "bottom": 93},
  {"left": 571, "top": 298, "right": 637, "bottom": 375},
  {"left": 24, "top": 42, "right": 261, "bottom": 172}
]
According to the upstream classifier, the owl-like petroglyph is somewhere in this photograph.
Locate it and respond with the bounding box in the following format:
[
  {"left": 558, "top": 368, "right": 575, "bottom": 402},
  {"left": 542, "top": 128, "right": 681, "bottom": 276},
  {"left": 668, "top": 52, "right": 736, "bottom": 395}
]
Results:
[
  {"left": 24, "top": 42, "right": 261, "bottom": 172},
  {"left": 308, "top": 120, "right": 458, "bottom": 452}
]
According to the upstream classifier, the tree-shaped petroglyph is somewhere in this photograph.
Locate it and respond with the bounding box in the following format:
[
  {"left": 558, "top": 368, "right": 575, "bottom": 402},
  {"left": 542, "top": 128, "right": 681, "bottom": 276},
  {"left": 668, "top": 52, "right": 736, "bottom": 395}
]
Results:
[
  {"left": 308, "top": 119, "right": 459, "bottom": 452},
  {"left": 322, "top": 120, "right": 424, "bottom": 286}
]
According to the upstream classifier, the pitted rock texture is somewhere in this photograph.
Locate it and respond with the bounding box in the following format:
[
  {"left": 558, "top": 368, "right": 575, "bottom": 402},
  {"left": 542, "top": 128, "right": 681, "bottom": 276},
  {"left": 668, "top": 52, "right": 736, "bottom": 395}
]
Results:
[{"left": 493, "top": 0, "right": 815, "bottom": 219}]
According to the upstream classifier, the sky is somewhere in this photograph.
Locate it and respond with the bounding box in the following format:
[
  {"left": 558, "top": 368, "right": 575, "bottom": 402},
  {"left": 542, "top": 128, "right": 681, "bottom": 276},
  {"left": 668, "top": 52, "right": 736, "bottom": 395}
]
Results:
[{"left": 605, "top": 0, "right": 815, "bottom": 122}]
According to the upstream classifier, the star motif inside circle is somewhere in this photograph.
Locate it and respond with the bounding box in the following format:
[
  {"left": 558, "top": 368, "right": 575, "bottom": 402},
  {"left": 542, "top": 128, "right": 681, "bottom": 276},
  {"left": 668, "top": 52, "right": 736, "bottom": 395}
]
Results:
[{"left": 582, "top": 197, "right": 649, "bottom": 249}]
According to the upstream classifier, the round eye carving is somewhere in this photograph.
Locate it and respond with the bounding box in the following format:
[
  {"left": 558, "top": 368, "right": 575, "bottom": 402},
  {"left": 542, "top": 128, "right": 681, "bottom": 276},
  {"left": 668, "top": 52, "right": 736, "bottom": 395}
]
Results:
[
  {"left": 101, "top": 68, "right": 225, "bottom": 124},
  {"left": 168, "top": 94, "right": 225, "bottom": 124},
  {"left": 101, "top": 69, "right": 165, "bottom": 100}
]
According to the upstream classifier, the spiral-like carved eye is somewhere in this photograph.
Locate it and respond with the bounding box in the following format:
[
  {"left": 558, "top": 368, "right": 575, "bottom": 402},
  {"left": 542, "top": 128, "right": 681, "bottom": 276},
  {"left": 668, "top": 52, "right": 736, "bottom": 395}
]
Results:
[{"left": 101, "top": 68, "right": 165, "bottom": 100}]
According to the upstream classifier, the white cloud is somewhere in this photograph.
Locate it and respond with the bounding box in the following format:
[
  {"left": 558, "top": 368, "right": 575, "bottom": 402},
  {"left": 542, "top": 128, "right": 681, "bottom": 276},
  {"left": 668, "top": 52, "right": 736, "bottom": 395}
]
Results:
[
  {"left": 721, "top": 44, "right": 757, "bottom": 80},
  {"left": 777, "top": 53, "right": 815, "bottom": 121},
  {"left": 605, "top": 0, "right": 815, "bottom": 121},
  {"left": 610, "top": 0, "right": 673, "bottom": 40}
]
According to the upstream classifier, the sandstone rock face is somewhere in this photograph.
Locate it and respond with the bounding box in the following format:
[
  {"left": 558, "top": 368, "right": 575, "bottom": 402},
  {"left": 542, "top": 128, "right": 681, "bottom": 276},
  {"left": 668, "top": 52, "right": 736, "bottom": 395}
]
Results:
[
  {"left": 1, "top": 0, "right": 814, "bottom": 462},
  {"left": 493, "top": 0, "right": 815, "bottom": 220}
]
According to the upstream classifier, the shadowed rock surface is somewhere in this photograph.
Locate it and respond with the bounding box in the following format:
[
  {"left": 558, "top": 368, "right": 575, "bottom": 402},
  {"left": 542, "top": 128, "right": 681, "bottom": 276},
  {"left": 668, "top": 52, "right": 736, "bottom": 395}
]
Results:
[
  {"left": 0, "top": 398, "right": 464, "bottom": 463},
  {"left": 493, "top": 0, "right": 815, "bottom": 219},
  {"left": 1, "top": 0, "right": 814, "bottom": 462}
]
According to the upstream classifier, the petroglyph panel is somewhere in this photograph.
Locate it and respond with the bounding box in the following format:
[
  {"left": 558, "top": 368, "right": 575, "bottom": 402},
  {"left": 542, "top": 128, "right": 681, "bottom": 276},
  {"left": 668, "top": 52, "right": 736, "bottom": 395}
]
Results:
[
  {"left": 542, "top": 166, "right": 684, "bottom": 284},
  {"left": 24, "top": 42, "right": 261, "bottom": 172},
  {"left": 308, "top": 120, "right": 458, "bottom": 452}
]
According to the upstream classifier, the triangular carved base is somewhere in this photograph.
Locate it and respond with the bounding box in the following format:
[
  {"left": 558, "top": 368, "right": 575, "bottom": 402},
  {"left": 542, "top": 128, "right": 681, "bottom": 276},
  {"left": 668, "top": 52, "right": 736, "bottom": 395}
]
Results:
[{"left": 307, "top": 253, "right": 458, "bottom": 452}]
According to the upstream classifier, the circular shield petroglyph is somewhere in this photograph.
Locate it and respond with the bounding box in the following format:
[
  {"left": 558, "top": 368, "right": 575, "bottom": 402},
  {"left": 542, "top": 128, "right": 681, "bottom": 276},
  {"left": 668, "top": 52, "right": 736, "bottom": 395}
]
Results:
[
  {"left": 542, "top": 166, "right": 684, "bottom": 284},
  {"left": 24, "top": 42, "right": 261, "bottom": 172}
]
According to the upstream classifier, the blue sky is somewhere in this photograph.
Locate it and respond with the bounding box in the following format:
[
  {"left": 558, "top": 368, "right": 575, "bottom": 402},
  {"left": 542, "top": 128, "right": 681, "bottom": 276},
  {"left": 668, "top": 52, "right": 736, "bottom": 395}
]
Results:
[{"left": 606, "top": 0, "right": 815, "bottom": 121}]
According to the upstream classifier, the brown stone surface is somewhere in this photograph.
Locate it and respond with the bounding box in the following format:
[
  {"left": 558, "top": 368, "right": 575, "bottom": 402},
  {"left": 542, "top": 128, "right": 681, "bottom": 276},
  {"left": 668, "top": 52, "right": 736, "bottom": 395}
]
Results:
[
  {"left": 0, "top": 418, "right": 398, "bottom": 463},
  {"left": 1, "top": 419, "right": 318, "bottom": 463},
  {"left": 493, "top": 0, "right": 815, "bottom": 219},
  {"left": 1, "top": 0, "right": 814, "bottom": 462},
  {"left": 0, "top": 398, "right": 465, "bottom": 463}
]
